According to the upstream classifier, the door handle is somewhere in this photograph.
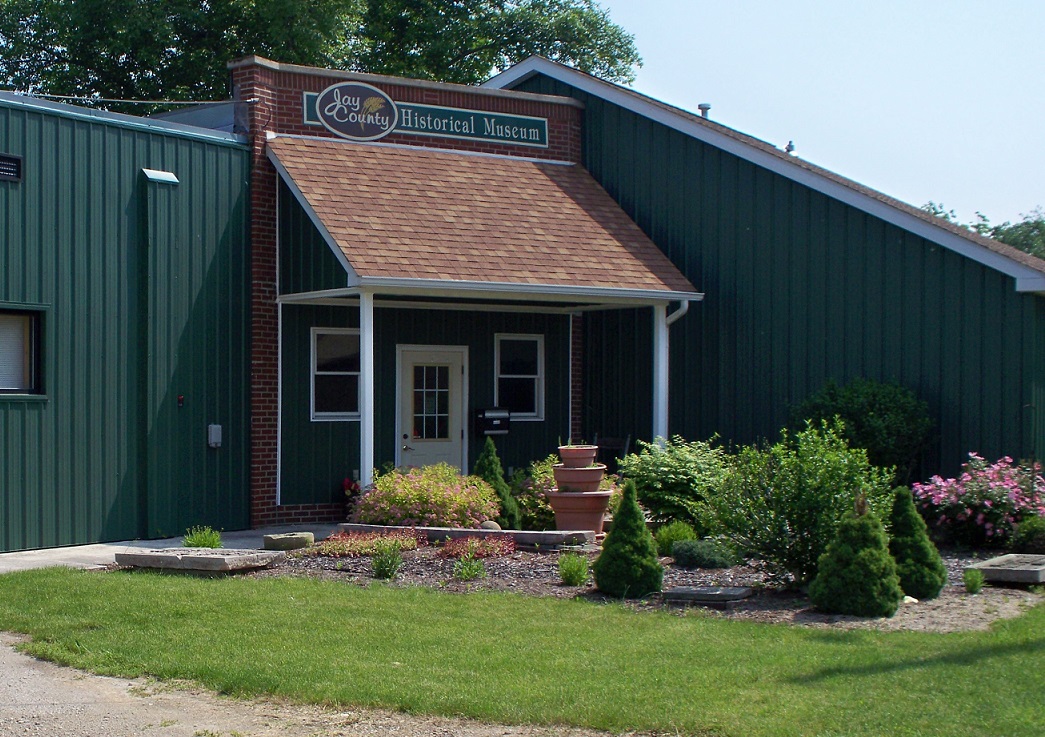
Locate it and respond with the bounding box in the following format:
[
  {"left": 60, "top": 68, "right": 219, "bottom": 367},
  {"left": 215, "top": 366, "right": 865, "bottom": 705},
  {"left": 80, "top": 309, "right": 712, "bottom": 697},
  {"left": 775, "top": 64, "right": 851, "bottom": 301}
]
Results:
[{"left": 402, "top": 444, "right": 415, "bottom": 452}]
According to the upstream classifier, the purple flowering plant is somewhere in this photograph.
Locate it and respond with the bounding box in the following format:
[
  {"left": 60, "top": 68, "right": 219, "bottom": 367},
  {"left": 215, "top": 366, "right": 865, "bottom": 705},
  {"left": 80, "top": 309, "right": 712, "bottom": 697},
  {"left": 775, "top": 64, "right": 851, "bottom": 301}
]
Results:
[
  {"left": 353, "top": 463, "right": 499, "bottom": 528},
  {"left": 911, "top": 453, "right": 1045, "bottom": 546}
]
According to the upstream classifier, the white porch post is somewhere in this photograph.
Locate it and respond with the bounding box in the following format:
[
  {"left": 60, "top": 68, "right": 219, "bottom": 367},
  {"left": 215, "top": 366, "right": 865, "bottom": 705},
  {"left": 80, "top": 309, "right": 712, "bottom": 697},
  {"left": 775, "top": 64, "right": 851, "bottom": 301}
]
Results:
[
  {"left": 652, "top": 303, "right": 669, "bottom": 442},
  {"left": 360, "top": 290, "right": 376, "bottom": 486}
]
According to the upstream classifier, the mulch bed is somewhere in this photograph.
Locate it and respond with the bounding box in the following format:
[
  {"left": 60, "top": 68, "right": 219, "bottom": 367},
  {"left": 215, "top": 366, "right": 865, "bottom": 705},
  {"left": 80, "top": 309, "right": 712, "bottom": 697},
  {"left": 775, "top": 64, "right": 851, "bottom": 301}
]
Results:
[{"left": 247, "top": 544, "right": 1044, "bottom": 633}]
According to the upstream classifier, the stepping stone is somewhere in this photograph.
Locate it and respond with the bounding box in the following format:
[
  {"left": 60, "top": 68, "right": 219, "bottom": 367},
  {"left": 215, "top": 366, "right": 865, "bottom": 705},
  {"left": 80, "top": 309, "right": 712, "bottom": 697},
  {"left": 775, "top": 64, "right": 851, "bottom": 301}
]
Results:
[
  {"left": 663, "top": 586, "right": 754, "bottom": 610},
  {"left": 263, "top": 532, "right": 314, "bottom": 551},
  {"left": 966, "top": 554, "right": 1045, "bottom": 584},
  {"left": 115, "top": 548, "right": 285, "bottom": 573}
]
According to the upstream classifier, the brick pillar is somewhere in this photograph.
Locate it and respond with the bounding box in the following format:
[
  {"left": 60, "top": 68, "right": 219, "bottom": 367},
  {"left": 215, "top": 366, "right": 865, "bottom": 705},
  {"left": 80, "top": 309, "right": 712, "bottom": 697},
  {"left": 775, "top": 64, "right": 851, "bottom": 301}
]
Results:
[
  {"left": 233, "top": 64, "right": 281, "bottom": 527},
  {"left": 571, "top": 314, "right": 584, "bottom": 441}
]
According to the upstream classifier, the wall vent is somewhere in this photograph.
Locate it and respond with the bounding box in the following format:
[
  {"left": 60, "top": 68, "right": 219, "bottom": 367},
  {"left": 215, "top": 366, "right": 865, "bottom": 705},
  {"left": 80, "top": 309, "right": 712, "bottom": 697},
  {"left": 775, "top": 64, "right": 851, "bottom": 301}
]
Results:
[{"left": 0, "top": 154, "right": 22, "bottom": 182}]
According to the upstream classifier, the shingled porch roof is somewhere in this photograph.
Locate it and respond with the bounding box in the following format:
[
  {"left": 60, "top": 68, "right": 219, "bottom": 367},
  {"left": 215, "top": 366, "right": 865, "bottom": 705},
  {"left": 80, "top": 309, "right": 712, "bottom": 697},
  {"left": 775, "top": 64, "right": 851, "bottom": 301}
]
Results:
[{"left": 267, "top": 135, "right": 700, "bottom": 303}]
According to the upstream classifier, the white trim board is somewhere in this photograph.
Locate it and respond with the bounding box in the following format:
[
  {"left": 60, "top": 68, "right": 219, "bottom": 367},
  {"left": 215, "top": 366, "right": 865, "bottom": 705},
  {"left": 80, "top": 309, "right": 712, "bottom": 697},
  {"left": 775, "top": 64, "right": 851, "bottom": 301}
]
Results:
[{"left": 484, "top": 58, "right": 1045, "bottom": 294}]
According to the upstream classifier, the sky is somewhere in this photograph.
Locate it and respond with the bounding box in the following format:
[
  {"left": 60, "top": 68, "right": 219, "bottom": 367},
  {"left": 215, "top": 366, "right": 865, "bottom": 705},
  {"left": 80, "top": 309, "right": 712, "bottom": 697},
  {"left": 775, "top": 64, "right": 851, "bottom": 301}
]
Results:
[{"left": 598, "top": 0, "right": 1044, "bottom": 226}]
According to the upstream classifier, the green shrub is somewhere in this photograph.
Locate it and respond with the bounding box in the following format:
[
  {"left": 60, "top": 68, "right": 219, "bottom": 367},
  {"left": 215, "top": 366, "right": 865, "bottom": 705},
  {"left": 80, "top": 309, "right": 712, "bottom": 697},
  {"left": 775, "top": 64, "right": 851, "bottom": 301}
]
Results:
[
  {"left": 809, "top": 506, "right": 903, "bottom": 617},
  {"left": 963, "top": 567, "right": 985, "bottom": 594},
  {"left": 593, "top": 479, "right": 663, "bottom": 598},
  {"left": 654, "top": 520, "right": 697, "bottom": 557},
  {"left": 183, "top": 525, "right": 222, "bottom": 548},
  {"left": 558, "top": 552, "right": 590, "bottom": 586},
  {"left": 711, "top": 419, "right": 893, "bottom": 586},
  {"left": 370, "top": 539, "right": 403, "bottom": 580},
  {"left": 512, "top": 455, "right": 621, "bottom": 531},
  {"left": 353, "top": 463, "right": 498, "bottom": 528},
  {"left": 618, "top": 435, "right": 729, "bottom": 534},
  {"left": 794, "top": 377, "right": 934, "bottom": 484},
  {"left": 452, "top": 555, "right": 486, "bottom": 581},
  {"left": 888, "top": 487, "right": 947, "bottom": 600},
  {"left": 671, "top": 539, "right": 738, "bottom": 569},
  {"left": 1013, "top": 515, "right": 1045, "bottom": 553},
  {"left": 473, "top": 437, "right": 520, "bottom": 530}
]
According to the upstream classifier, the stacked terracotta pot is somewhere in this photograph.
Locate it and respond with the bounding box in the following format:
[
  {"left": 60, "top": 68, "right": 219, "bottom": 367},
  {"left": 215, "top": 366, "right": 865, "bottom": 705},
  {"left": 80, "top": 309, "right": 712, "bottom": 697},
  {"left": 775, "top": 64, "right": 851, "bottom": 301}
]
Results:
[{"left": 547, "top": 445, "right": 611, "bottom": 533}]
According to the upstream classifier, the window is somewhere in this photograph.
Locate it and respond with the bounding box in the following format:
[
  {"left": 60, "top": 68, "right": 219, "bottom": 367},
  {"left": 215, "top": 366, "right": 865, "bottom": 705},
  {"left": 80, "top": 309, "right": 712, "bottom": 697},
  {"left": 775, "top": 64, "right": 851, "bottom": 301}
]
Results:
[
  {"left": 494, "top": 334, "right": 543, "bottom": 420},
  {"left": 0, "top": 310, "right": 41, "bottom": 394},
  {"left": 311, "top": 328, "right": 360, "bottom": 419}
]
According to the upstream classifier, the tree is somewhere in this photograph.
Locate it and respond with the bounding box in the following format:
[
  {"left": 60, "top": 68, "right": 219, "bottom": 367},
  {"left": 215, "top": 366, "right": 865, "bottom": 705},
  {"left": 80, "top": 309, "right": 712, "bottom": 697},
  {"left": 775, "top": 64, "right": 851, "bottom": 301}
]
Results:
[
  {"left": 923, "top": 202, "right": 1045, "bottom": 260},
  {"left": 592, "top": 479, "right": 662, "bottom": 598},
  {"left": 0, "top": 0, "right": 640, "bottom": 112},
  {"left": 473, "top": 436, "right": 520, "bottom": 530},
  {"left": 888, "top": 486, "right": 946, "bottom": 601},
  {"left": 808, "top": 500, "right": 903, "bottom": 618}
]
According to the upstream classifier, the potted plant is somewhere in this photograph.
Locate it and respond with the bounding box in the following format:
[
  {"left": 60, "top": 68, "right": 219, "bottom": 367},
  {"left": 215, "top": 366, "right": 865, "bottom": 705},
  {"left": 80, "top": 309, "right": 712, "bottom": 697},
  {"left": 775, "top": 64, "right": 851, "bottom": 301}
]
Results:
[
  {"left": 557, "top": 440, "right": 598, "bottom": 468},
  {"left": 547, "top": 444, "right": 611, "bottom": 533}
]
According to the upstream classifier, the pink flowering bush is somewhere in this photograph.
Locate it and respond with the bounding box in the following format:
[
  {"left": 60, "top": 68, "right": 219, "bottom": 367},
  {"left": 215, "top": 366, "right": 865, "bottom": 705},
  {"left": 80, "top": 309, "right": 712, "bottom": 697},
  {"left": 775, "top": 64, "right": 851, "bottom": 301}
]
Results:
[
  {"left": 911, "top": 453, "right": 1045, "bottom": 547},
  {"left": 353, "top": 463, "right": 499, "bottom": 528}
]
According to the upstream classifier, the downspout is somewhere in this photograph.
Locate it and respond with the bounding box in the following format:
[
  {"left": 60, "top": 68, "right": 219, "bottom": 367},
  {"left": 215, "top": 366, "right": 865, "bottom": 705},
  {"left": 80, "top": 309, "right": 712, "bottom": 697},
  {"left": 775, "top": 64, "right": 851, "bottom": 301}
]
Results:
[{"left": 666, "top": 299, "right": 689, "bottom": 326}]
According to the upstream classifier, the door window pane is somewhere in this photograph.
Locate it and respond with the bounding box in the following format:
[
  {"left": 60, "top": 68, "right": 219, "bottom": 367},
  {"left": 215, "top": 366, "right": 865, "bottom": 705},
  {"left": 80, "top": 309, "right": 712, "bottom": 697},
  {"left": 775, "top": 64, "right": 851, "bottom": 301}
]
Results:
[{"left": 412, "top": 364, "right": 449, "bottom": 439}]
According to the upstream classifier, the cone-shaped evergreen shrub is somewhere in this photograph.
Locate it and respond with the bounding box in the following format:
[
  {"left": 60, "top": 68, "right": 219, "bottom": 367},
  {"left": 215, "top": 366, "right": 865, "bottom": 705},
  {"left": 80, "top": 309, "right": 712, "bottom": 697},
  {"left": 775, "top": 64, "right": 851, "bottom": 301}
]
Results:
[
  {"left": 473, "top": 437, "right": 520, "bottom": 530},
  {"left": 593, "top": 479, "right": 663, "bottom": 598},
  {"left": 888, "top": 486, "right": 947, "bottom": 600},
  {"left": 809, "top": 506, "right": 903, "bottom": 617}
]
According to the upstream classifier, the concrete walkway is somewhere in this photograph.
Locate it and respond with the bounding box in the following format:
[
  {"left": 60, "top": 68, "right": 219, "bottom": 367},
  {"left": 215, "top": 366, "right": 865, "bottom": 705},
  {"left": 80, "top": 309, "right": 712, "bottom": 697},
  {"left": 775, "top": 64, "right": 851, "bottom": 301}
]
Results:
[{"left": 0, "top": 524, "right": 342, "bottom": 574}]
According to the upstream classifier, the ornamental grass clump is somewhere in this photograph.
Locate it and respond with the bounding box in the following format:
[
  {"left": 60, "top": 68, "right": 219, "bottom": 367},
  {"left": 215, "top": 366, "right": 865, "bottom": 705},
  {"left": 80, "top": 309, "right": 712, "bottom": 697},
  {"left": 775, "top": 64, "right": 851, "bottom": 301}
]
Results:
[
  {"left": 370, "top": 539, "right": 403, "bottom": 580},
  {"left": 297, "top": 530, "right": 425, "bottom": 558},
  {"left": 438, "top": 536, "right": 515, "bottom": 559},
  {"left": 888, "top": 486, "right": 947, "bottom": 600},
  {"left": 473, "top": 437, "right": 520, "bottom": 530},
  {"left": 654, "top": 520, "right": 697, "bottom": 557},
  {"left": 558, "top": 552, "right": 590, "bottom": 586},
  {"left": 183, "top": 525, "right": 222, "bottom": 548},
  {"left": 618, "top": 435, "right": 729, "bottom": 535},
  {"left": 593, "top": 479, "right": 663, "bottom": 598},
  {"left": 809, "top": 498, "right": 903, "bottom": 617},
  {"left": 911, "top": 453, "right": 1045, "bottom": 547},
  {"left": 353, "top": 463, "right": 499, "bottom": 528}
]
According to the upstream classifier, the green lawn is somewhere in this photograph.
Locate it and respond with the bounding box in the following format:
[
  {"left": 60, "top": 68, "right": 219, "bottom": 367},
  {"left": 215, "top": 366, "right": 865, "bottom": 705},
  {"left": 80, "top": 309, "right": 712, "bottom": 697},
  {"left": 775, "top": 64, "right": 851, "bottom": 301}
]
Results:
[{"left": 0, "top": 568, "right": 1042, "bottom": 736}]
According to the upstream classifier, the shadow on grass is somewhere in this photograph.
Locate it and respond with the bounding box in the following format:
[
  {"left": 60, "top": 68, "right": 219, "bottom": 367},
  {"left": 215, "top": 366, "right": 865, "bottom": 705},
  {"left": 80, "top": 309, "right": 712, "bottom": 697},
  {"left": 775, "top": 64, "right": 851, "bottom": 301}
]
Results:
[{"left": 788, "top": 638, "right": 1045, "bottom": 683}]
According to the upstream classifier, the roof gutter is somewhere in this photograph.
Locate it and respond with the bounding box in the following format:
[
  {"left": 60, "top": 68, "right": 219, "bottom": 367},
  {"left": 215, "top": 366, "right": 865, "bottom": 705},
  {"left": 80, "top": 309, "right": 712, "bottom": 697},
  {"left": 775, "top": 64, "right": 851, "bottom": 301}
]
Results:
[{"left": 278, "top": 281, "right": 704, "bottom": 307}]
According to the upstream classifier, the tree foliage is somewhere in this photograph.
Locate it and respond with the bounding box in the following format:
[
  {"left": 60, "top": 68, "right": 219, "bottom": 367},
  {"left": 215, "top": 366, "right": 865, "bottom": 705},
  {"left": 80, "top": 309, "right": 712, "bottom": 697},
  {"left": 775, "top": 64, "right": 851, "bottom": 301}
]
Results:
[
  {"left": 473, "top": 436, "right": 520, "bottom": 530},
  {"left": 592, "top": 479, "right": 662, "bottom": 599},
  {"left": 888, "top": 486, "right": 946, "bottom": 601},
  {"left": 924, "top": 202, "right": 1045, "bottom": 260},
  {"left": 0, "top": 0, "right": 640, "bottom": 111}
]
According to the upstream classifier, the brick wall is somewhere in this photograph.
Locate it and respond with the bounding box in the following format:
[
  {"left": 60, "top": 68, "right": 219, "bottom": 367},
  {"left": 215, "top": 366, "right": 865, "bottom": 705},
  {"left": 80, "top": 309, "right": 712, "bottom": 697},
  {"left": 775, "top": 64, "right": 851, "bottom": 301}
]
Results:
[{"left": 234, "top": 59, "right": 585, "bottom": 526}]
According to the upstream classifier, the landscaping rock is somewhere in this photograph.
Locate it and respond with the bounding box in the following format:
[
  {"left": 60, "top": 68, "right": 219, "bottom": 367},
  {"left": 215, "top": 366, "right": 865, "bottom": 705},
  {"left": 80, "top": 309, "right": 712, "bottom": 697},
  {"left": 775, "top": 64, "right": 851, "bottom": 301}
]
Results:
[
  {"left": 480, "top": 521, "right": 502, "bottom": 531},
  {"left": 663, "top": 586, "right": 754, "bottom": 610},
  {"left": 966, "top": 554, "right": 1045, "bottom": 584},
  {"left": 115, "top": 549, "right": 285, "bottom": 573},
  {"left": 263, "top": 532, "right": 314, "bottom": 551}
]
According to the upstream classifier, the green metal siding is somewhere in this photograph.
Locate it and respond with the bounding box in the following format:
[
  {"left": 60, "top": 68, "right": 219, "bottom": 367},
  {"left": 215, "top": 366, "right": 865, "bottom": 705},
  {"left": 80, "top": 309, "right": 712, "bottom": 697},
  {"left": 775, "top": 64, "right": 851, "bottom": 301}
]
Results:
[
  {"left": 0, "top": 101, "right": 251, "bottom": 551},
  {"left": 517, "top": 75, "right": 1045, "bottom": 475},
  {"left": 279, "top": 179, "right": 347, "bottom": 295},
  {"left": 279, "top": 304, "right": 571, "bottom": 505}
]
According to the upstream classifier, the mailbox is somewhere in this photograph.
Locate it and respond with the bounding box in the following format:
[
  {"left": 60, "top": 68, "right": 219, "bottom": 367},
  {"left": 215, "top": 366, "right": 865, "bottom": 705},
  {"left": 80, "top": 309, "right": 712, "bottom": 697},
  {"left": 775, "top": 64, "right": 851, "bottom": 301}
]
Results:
[{"left": 474, "top": 408, "right": 510, "bottom": 436}]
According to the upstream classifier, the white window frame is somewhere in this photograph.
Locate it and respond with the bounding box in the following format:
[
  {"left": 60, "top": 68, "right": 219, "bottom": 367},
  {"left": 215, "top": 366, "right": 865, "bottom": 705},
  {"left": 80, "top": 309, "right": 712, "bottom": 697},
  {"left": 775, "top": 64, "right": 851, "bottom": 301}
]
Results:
[
  {"left": 310, "top": 327, "right": 361, "bottom": 421},
  {"left": 0, "top": 309, "right": 41, "bottom": 395},
  {"left": 494, "top": 333, "right": 544, "bottom": 421}
]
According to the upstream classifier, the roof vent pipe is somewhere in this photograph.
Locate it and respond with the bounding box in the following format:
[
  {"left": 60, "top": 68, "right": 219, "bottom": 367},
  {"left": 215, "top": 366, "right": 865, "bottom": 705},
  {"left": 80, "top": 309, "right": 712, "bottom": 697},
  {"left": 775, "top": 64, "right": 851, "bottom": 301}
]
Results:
[{"left": 697, "top": 103, "right": 711, "bottom": 118}]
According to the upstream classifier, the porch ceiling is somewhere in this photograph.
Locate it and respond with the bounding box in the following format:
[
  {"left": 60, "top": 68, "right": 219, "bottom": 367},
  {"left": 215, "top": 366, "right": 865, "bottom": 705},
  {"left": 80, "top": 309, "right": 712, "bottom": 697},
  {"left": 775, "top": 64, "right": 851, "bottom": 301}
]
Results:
[{"left": 267, "top": 135, "right": 701, "bottom": 303}]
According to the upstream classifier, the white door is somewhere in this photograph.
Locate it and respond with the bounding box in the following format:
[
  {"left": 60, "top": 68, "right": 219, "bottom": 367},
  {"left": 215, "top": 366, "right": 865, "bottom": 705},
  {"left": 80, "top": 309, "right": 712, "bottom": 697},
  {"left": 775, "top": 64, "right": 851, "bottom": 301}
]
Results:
[{"left": 397, "top": 346, "right": 468, "bottom": 470}]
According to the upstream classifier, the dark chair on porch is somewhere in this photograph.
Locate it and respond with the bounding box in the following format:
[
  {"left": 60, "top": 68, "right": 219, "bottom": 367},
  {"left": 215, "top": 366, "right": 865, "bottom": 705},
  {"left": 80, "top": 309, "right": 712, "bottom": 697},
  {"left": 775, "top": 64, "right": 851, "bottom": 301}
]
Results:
[{"left": 593, "top": 433, "right": 631, "bottom": 476}]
